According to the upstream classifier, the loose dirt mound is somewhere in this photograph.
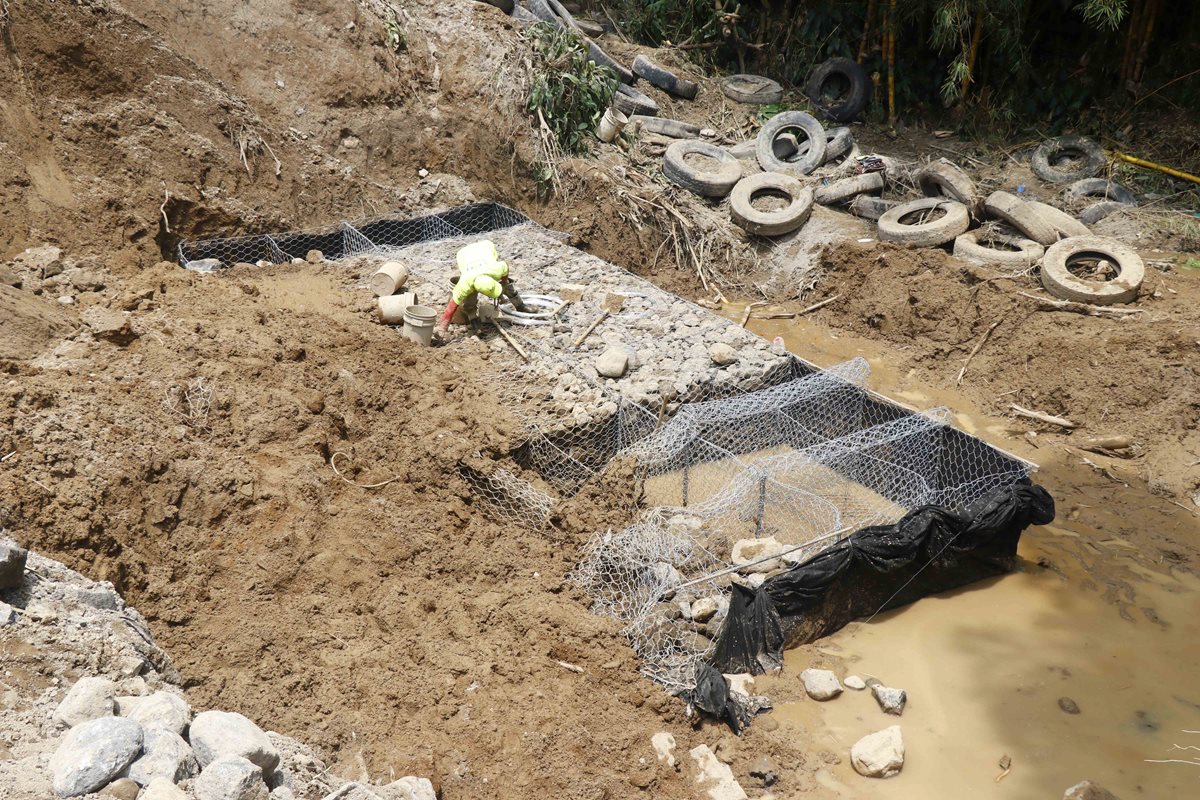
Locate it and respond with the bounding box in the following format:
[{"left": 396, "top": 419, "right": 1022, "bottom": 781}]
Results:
[
  {"left": 0, "top": 285, "right": 76, "bottom": 359},
  {"left": 811, "top": 242, "right": 1200, "bottom": 501},
  {"left": 0, "top": 260, "right": 712, "bottom": 797}
]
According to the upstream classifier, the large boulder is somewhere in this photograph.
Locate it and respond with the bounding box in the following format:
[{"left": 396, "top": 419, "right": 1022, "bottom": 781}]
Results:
[
  {"left": 141, "top": 777, "right": 189, "bottom": 800},
  {"left": 800, "top": 668, "right": 843, "bottom": 701},
  {"left": 49, "top": 716, "right": 144, "bottom": 797},
  {"left": 0, "top": 537, "right": 28, "bottom": 589},
  {"left": 53, "top": 677, "right": 116, "bottom": 728},
  {"left": 117, "top": 690, "right": 191, "bottom": 736},
  {"left": 194, "top": 754, "right": 268, "bottom": 800},
  {"left": 190, "top": 710, "right": 280, "bottom": 773},
  {"left": 851, "top": 725, "right": 904, "bottom": 778},
  {"left": 127, "top": 727, "right": 197, "bottom": 786}
]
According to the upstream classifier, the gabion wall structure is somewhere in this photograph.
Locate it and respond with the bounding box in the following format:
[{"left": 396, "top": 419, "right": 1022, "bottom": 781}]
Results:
[{"left": 183, "top": 203, "right": 1037, "bottom": 692}]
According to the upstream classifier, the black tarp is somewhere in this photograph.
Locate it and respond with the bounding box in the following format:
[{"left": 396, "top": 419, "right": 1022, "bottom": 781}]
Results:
[{"left": 691, "top": 481, "right": 1054, "bottom": 727}]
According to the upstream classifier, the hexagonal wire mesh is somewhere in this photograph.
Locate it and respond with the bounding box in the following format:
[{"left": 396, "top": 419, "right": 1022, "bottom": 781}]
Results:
[{"left": 180, "top": 203, "right": 1037, "bottom": 691}]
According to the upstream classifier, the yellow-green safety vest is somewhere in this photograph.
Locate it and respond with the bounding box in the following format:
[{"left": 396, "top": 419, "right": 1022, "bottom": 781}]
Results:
[{"left": 452, "top": 240, "right": 509, "bottom": 304}]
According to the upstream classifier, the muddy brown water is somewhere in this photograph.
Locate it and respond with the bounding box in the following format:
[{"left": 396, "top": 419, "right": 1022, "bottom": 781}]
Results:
[{"left": 721, "top": 303, "right": 1200, "bottom": 797}]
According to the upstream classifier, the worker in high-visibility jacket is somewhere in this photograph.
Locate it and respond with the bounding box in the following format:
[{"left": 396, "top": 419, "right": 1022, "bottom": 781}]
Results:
[{"left": 433, "top": 240, "right": 527, "bottom": 341}]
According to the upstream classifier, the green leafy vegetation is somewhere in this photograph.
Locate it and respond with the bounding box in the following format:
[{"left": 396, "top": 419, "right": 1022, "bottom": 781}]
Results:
[
  {"left": 384, "top": 10, "right": 407, "bottom": 53},
  {"left": 524, "top": 22, "right": 619, "bottom": 156}
]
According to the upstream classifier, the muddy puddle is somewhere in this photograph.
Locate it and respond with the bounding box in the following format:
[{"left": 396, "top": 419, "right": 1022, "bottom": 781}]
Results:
[
  {"left": 758, "top": 529, "right": 1200, "bottom": 798},
  {"left": 718, "top": 301, "right": 1200, "bottom": 797}
]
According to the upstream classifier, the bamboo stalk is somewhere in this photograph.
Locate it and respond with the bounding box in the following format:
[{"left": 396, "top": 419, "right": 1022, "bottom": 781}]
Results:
[
  {"left": 1112, "top": 152, "right": 1200, "bottom": 185},
  {"left": 961, "top": 10, "right": 983, "bottom": 99},
  {"left": 858, "top": 0, "right": 877, "bottom": 62},
  {"left": 1120, "top": 0, "right": 1145, "bottom": 83},
  {"left": 887, "top": 0, "right": 897, "bottom": 127},
  {"left": 1132, "top": 0, "right": 1160, "bottom": 85}
]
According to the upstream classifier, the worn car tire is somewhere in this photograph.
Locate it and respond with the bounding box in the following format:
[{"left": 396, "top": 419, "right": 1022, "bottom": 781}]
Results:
[
  {"left": 983, "top": 191, "right": 1059, "bottom": 246},
  {"left": 804, "top": 57, "right": 871, "bottom": 122},
  {"left": 511, "top": 4, "right": 537, "bottom": 21},
  {"left": 1079, "top": 201, "right": 1131, "bottom": 225},
  {"left": 529, "top": 0, "right": 634, "bottom": 83},
  {"left": 720, "top": 74, "right": 784, "bottom": 104},
  {"left": 952, "top": 230, "right": 1044, "bottom": 266},
  {"left": 848, "top": 195, "right": 897, "bottom": 221},
  {"left": 632, "top": 115, "right": 700, "bottom": 139},
  {"left": 1040, "top": 235, "right": 1143, "bottom": 305},
  {"left": 613, "top": 84, "right": 658, "bottom": 117},
  {"left": 756, "top": 112, "right": 826, "bottom": 176},
  {"left": 1064, "top": 178, "right": 1136, "bottom": 205},
  {"left": 632, "top": 55, "right": 699, "bottom": 100},
  {"left": 727, "top": 139, "right": 758, "bottom": 160},
  {"left": 791, "top": 126, "right": 853, "bottom": 166},
  {"left": 587, "top": 40, "right": 635, "bottom": 84},
  {"left": 814, "top": 171, "right": 884, "bottom": 206},
  {"left": 877, "top": 197, "right": 970, "bottom": 247},
  {"left": 1031, "top": 136, "right": 1106, "bottom": 183},
  {"left": 663, "top": 140, "right": 743, "bottom": 197},
  {"left": 1027, "top": 201, "right": 1091, "bottom": 240},
  {"left": 477, "top": 0, "right": 516, "bottom": 11},
  {"left": 917, "top": 158, "right": 981, "bottom": 216},
  {"left": 730, "top": 173, "right": 814, "bottom": 236}
]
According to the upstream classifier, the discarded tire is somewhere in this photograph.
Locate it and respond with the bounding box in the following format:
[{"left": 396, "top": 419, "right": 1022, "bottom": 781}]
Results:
[
  {"left": 917, "top": 158, "right": 980, "bottom": 216},
  {"left": 877, "top": 198, "right": 970, "bottom": 247},
  {"left": 632, "top": 55, "right": 699, "bottom": 100},
  {"left": 720, "top": 74, "right": 784, "bottom": 105},
  {"left": 663, "top": 140, "right": 743, "bottom": 198},
  {"left": 730, "top": 172, "right": 814, "bottom": 236},
  {"left": 814, "top": 172, "right": 884, "bottom": 206},
  {"left": 511, "top": 4, "right": 536, "bottom": 21},
  {"left": 1027, "top": 201, "right": 1091, "bottom": 240},
  {"left": 1064, "top": 178, "right": 1136, "bottom": 206},
  {"left": 1039, "top": 235, "right": 1144, "bottom": 305},
  {"left": 1079, "top": 201, "right": 1130, "bottom": 225},
  {"left": 848, "top": 195, "right": 897, "bottom": 221},
  {"left": 613, "top": 84, "right": 658, "bottom": 117},
  {"left": 1031, "top": 136, "right": 1106, "bottom": 183},
  {"left": 632, "top": 115, "right": 701, "bottom": 139},
  {"left": 756, "top": 112, "right": 826, "bottom": 176},
  {"left": 727, "top": 140, "right": 758, "bottom": 160},
  {"left": 791, "top": 126, "right": 854, "bottom": 166},
  {"left": 952, "top": 231, "right": 1044, "bottom": 266},
  {"left": 805, "top": 57, "right": 871, "bottom": 123},
  {"left": 983, "top": 191, "right": 1058, "bottom": 246},
  {"left": 477, "top": 0, "right": 516, "bottom": 11}
]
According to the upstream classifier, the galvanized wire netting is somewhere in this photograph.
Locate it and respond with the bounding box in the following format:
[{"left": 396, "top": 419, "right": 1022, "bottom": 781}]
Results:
[{"left": 570, "top": 358, "right": 1032, "bottom": 691}]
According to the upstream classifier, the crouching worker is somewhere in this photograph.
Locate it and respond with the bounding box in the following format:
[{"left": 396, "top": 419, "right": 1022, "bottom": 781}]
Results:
[{"left": 433, "top": 239, "right": 528, "bottom": 343}]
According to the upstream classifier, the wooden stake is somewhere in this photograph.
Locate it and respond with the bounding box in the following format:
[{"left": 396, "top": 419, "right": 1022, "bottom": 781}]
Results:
[
  {"left": 798, "top": 294, "right": 841, "bottom": 316},
  {"left": 572, "top": 310, "right": 609, "bottom": 348},
  {"left": 1010, "top": 404, "right": 1077, "bottom": 430},
  {"left": 491, "top": 321, "right": 529, "bottom": 362},
  {"left": 740, "top": 301, "right": 765, "bottom": 327}
]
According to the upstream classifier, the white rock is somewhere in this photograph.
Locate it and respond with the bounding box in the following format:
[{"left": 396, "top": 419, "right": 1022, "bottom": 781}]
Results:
[
  {"left": 650, "top": 561, "right": 682, "bottom": 588},
  {"left": 844, "top": 675, "right": 867, "bottom": 691},
  {"left": 709, "top": 343, "right": 738, "bottom": 366},
  {"left": 1063, "top": 780, "right": 1121, "bottom": 800},
  {"left": 184, "top": 258, "right": 222, "bottom": 273},
  {"left": 730, "top": 536, "right": 787, "bottom": 573},
  {"left": 690, "top": 596, "right": 719, "bottom": 623},
  {"left": 127, "top": 727, "right": 197, "bottom": 785},
  {"left": 58, "top": 295, "right": 77, "bottom": 305},
  {"left": 194, "top": 754, "right": 268, "bottom": 800},
  {"left": 382, "top": 776, "right": 436, "bottom": 800},
  {"left": 870, "top": 682, "right": 907, "bottom": 716},
  {"left": 0, "top": 601, "right": 16, "bottom": 625},
  {"left": 269, "top": 788, "right": 297, "bottom": 800},
  {"left": 418, "top": 168, "right": 429, "bottom": 178},
  {"left": 53, "top": 676, "right": 116, "bottom": 728},
  {"left": 724, "top": 673, "right": 755, "bottom": 697},
  {"left": 851, "top": 725, "right": 904, "bottom": 778},
  {"left": 595, "top": 347, "right": 629, "bottom": 379},
  {"left": 800, "top": 669, "right": 843, "bottom": 701},
  {"left": 50, "top": 716, "right": 144, "bottom": 797},
  {"left": 190, "top": 710, "right": 280, "bottom": 773},
  {"left": 117, "top": 691, "right": 191, "bottom": 736},
  {"left": 141, "top": 777, "right": 189, "bottom": 800},
  {"left": 651, "top": 731, "right": 677, "bottom": 769},
  {"left": 689, "top": 744, "right": 748, "bottom": 800}
]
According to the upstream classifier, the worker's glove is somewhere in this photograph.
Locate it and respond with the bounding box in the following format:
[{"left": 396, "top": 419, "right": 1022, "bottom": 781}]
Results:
[{"left": 432, "top": 324, "right": 448, "bottom": 345}]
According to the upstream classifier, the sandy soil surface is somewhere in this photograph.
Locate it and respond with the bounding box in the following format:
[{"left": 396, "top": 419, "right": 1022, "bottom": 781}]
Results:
[{"left": 2, "top": 0, "right": 1198, "bottom": 797}]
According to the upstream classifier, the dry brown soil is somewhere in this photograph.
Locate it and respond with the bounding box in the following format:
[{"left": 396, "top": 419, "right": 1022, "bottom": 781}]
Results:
[{"left": 2, "top": 0, "right": 1199, "bottom": 798}]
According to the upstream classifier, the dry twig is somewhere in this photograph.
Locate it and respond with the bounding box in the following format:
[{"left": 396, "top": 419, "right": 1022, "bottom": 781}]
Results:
[
  {"left": 1018, "top": 292, "right": 1142, "bottom": 317},
  {"left": 1010, "top": 404, "right": 1077, "bottom": 429},
  {"left": 329, "top": 452, "right": 404, "bottom": 489},
  {"left": 957, "top": 318, "right": 1002, "bottom": 385}
]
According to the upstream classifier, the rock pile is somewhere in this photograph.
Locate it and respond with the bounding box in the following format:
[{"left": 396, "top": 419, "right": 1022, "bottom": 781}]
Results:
[{"left": 0, "top": 538, "right": 434, "bottom": 799}]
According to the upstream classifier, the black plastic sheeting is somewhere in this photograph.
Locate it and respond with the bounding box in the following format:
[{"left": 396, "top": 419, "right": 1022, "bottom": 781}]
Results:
[{"left": 693, "top": 481, "right": 1054, "bottom": 727}]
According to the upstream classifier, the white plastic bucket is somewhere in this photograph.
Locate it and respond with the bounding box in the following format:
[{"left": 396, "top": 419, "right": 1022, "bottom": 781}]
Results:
[
  {"left": 597, "top": 107, "right": 628, "bottom": 143},
  {"left": 369, "top": 261, "right": 409, "bottom": 297},
  {"left": 377, "top": 292, "right": 416, "bottom": 325},
  {"left": 402, "top": 304, "right": 438, "bottom": 346}
]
